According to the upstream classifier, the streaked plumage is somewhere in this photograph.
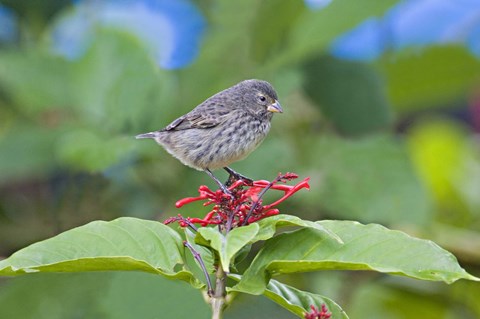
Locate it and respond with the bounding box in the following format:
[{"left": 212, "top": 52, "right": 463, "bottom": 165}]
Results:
[{"left": 136, "top": 79, "right": 282, "bottom": 190}]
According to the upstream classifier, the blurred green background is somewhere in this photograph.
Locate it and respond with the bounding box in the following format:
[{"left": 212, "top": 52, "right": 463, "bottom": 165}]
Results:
[{"left": 1, "top": 0, "right": 479, "bottom": 318}]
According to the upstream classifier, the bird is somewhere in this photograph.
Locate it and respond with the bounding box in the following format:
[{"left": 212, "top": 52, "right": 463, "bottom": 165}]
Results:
[{"left": 135, "top": 79, "right": 283, "bottom": 193}]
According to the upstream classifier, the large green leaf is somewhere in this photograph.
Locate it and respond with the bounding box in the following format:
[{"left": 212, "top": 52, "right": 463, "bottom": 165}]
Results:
[
  {"left": 195, "top": 214, "right": 342, "bottom": 272},
  {"left": 228, "top": 274, "right": 348, "bottom": 318},
  {"left": 0, "top": 51, "right": 71, "bottom": 115},
  {"left": 71, "top": 29, "right": 173, "bottom": 133},
  {"left": 0, "top": 31, "right": 173, "bottom": 175},
  {"left": 303, "top": 56, "right": 393, "bottom": 135},
  {"left": 250, "top": 0, "right": 305, "bottom": 63},
  {"left": 378, "top": 46, "right": 480, "bottom": 111},
  {"left": 264, "top": 0, "right": 400, "bottom": 69},
  {"left": 55, "top": 129, "right": 135, "bottom": 172},
  {"left": 306, "top": 134, "right": 432, "bottom": 225},
  {"left": 0, "top": 217, "right": 199, "bottom": 286},
  {"left": 234, "top": 220, "right": 478, "bottom": 294},
  {"left": 254, "top": 214, "right": 342, "bottom": 244},
  {"left": 264, "top": 279, "right": 349, "bottom": 318},
  {"left": 0, "top": 124, "right": 63, "bottom": 181},
  {"left": 178, "top": 0, "right": 259, "bottom": 107},
  {"left": 196, "top": 224, "right": 259, "bottom": 272}
]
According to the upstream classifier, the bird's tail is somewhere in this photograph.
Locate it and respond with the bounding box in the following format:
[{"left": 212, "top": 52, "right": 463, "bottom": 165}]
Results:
[{"left": 135, "top": 132, "right": 157, "bottom": 139}]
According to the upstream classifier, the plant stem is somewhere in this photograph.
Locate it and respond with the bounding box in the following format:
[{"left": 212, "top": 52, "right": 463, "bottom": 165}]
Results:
[
  {"left": 211, "top": 266, "right": 227, "bottom": 319},
  {"left": 183, "top": 241, "right": 213, "bottom": 295}
]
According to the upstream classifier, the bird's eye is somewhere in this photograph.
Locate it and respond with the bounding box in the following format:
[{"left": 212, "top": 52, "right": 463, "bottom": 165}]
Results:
[{"left": 259, "top": 95, "right": 266, "bottom": 102}]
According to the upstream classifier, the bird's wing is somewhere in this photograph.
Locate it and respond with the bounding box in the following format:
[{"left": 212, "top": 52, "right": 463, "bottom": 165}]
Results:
[{"left": 161, "top": 110, "right": 227, "bottom": 131}]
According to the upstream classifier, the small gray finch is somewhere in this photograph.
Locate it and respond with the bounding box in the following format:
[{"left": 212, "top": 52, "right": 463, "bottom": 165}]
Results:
[{"left": 136, "top": 79, "right": 283, "bottom": 193}]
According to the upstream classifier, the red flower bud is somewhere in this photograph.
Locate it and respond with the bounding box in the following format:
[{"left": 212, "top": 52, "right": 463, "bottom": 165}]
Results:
[
  {"left": 304, "top": 304, "right": 332, "bottom": 319},
  {"left": 165, "top": 173, "right": 309, "bottom": 230}
]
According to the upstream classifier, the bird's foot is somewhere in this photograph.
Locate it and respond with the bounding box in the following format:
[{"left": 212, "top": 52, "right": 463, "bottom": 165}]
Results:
[
  {"left": 205, "top": 168, "right": 235, "bottom": 198},
  {"left": 224, "top": 167, "right": 253, "bottom": 186}
]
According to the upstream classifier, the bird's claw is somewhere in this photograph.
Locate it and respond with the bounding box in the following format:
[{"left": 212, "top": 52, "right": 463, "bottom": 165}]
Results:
[{"left": 225, "top": 171, "right": 253, "bottom": 186}]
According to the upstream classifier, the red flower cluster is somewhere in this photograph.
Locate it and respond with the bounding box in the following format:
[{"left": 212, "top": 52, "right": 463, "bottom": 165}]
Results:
[
  {"left": 304, "top": 304, "right": 332, "bottom": 319},
  {"left": 164, "top": 173, "right": 309, "bottom": 230}
]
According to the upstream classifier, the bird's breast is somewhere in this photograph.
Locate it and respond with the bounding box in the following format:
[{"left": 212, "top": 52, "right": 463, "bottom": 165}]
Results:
[{"left": 150, "top": 112, "right": 272, "bottom": 171}]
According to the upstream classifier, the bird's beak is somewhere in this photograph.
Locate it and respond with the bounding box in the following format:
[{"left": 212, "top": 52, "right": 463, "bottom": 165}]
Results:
[{"left": 267, "top": 100, "right": 283, "bottom": 113}]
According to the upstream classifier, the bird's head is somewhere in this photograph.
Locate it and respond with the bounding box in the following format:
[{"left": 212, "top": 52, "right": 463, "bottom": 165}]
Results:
[{"left": 236, "top": 79, "right": 283, "bottom": 118}]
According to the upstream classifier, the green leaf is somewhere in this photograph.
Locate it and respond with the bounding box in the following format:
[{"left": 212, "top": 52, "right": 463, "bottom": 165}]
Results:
[
  {"left": 378, "top": 46, "right": 480, "bottom": 111},
  {"left": 0, "top": 30, "right": 174, "bottom": 176},
  {"left": 228, "top": 274, "right": 348, "bottom": 318},
  {"left": 196, "top": 224, "right": 259, "bottom": 272},
  {"left": 306, "top": 134, "right": 432, "bottom": 225},
  {"left": 0, "top": 217, "right": 199, "bottom": 287},
  {"left": 250, "top": 0, "right": 305, "bottom": 63},
  {"left": 234, "top": 221, "right": 478, "bottom": 294},
  {"left": 55, "top": 129, "right": 135, "bottom": 171},
  {"left": 264, "top": 279, "right": 349, "bottom": 318},
  {"left": 178, "top": 0, "right": 259, "bottom": 107},
  {"left": 72, "top": 29, "right": 173, "bottom": 133},
  {"left": 0, "top": 51, "right": 71, "bottom": 115},
  {"left": 303, "top": 56, "right": 393, "bottom": 135},
  {"left": 264, "top": 0, "right": 400, "bottom": 69},
  {"left": 0, "top": 124, "right": 62, "bottom": 181},
  {"left": 254, "top": 214, "right": 342, "bottom": 244}
]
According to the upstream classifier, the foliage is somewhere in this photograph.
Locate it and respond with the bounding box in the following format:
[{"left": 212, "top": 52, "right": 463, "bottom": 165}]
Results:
[
  {"left": 0, "top": 214, "right": 476, "bottom": 317},
  {"left": 0, "top": 177, "right": 477, "bottom": 318},
  {"left": 1, "top": 0, "right": 480, "bottom": 318}
]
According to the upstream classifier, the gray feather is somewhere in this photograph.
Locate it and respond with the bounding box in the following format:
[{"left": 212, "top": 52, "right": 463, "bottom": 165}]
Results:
[{"left": 135, "top": 132, "right": 157, "bottom": 139}]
